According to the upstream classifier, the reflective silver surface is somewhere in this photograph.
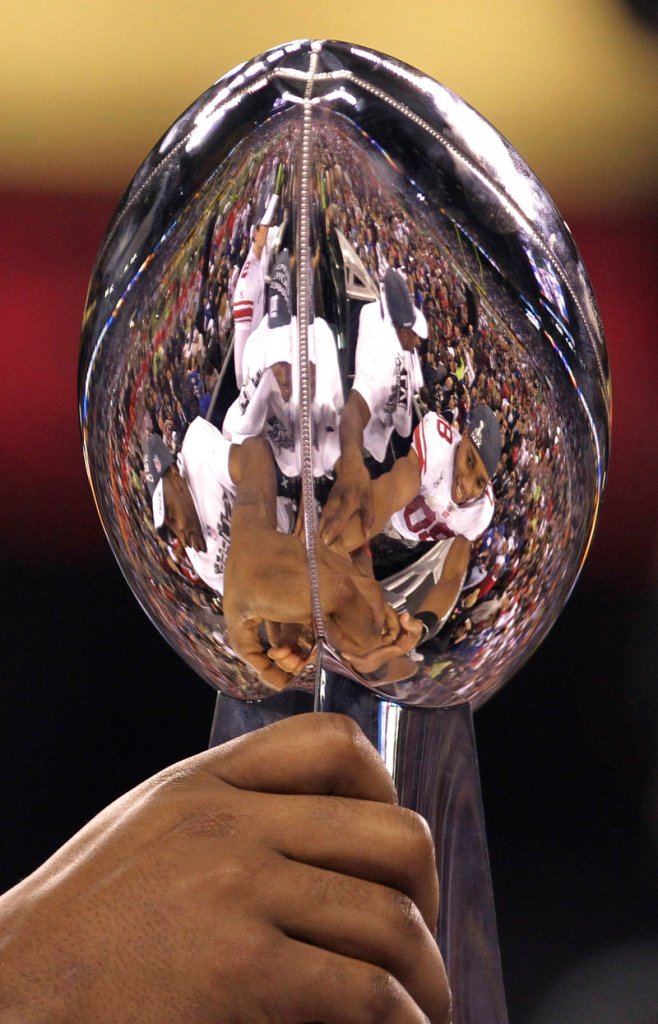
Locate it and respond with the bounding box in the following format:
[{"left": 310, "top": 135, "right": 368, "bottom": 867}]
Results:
[{"left": 80, "top": 40, "right": 610, "bottom": 707}]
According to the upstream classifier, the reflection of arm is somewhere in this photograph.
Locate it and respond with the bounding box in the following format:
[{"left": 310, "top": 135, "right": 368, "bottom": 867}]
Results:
[
  {"left": 320, "top": 390, "right": 374, "bottom": 544},
  {"left": 224, "top": 438, "right": 312, "bottom": 690},
  {"left": 338, "top": 389, "right": 371, "bottom": 465},
  {"left": 320, "top": 301, "right": 388, "bottom": 544},
  {"left": 339, "top": 448, "right": 422, "bottom": 552},
  {"left": 342, "top": 534, "right": 472, "bottom": 678},
  {"left": 416, "top": 535, "right": 472, "bottom": 625},
  {"left": 228, "top": 435, "right": 277, "bottom": 528}
]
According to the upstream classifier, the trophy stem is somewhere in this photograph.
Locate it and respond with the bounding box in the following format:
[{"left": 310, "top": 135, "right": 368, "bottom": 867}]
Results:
[
  {"left": 210, "top": 675, "right": 508, "bottom": 1024},
  {"left": 210, "top": 687, "right": 314, "bottom": 742}
]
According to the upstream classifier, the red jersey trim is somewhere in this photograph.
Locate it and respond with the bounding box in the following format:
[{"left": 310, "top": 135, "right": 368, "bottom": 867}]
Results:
[{"left": 413, "top": 418, "right": 427, "bottom": 473}]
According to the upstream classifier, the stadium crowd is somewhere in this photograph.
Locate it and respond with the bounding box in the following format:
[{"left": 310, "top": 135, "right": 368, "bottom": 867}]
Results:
[{"left": 89, "top": 113, "right": 575, "bottom": 703}]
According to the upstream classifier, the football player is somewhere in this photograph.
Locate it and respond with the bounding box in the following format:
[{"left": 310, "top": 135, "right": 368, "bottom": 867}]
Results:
[
  {"left": 143, "top": 426, "right": 397, "bottom": 690},
  {"left": 320, "top": 266, "right": 427, "bottom": 542},
  {"left": 335, "top": 405, "right": 501, "bottom": 674}
]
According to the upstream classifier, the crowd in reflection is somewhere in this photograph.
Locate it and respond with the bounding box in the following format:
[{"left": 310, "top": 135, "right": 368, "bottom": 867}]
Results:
[
  {"left": 99, "top": 121, "right": 575, "bottom": 703},
  {"left": 309, "top": 126, "right": 572, "bottom": 701}
]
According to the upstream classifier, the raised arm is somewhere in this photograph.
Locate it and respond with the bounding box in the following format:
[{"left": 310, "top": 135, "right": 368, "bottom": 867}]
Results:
[
  {"left": 343, "top": 534, "right": 473, "bottom": 678},
  {"left": 416, "top": 535, "right": 472, "bottom": 624},
  {"left": 338, "top": 447, "right": 422, "bottom": 553},
  {"left": 224, "top": 437, "right": 314, "bottom": 689},
  {"left": 320, "top": 389, "right": 374, "bottom": 545}
]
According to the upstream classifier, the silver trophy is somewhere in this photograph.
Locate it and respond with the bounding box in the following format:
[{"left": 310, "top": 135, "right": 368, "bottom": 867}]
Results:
[{"left": 79, "top": 40, "right": 610, "bottom": 1024}]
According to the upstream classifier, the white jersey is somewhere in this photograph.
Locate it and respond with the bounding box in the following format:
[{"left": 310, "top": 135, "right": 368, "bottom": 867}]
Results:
[
  {"left": 223, "top": 315, "right": 343, "bottom": 478},
  {"left": 232, "top": 228, "right": 278, "bottom": 387},
  {"left": 389, "top": 412, "right": 494, "bottom": 543},
  {"left": 180, "top": 417, "right": 293, "bottom": 594},
  {"left": 353, "top": 299, "right": 424, "bottom": 462}
]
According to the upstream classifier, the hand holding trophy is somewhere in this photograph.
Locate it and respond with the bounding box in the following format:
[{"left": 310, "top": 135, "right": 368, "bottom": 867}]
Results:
[{"left": 79, "top": 40, "right": 610, "bottom": 1023}]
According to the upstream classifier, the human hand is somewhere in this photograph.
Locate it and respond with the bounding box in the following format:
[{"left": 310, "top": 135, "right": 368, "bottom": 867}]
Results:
[
  {"left": 224, "top": 528, "right": 390, "bottom": 691},
  {"left": 320, "top": 455, "right": 375, "bottom": 546},
  {"left": 0, "top": 714, "right": 451, "bottom": 1024},
  {"left": 224, "top": 527, "right": 315, "bottom": 689},
  {"left": 265, "top": 620, "right": 317, "bottom": 678},
  {"left": 344, "top": 610, "right": 425, "bottom": 676}
]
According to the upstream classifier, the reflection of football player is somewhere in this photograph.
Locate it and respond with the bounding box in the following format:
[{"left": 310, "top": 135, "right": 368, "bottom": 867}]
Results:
[
  {"left": 321, "top": 267, "right": 427, "bottom": 543},
  {"left": 144, "top": 419, "right": 268, "bottom": 596},
  {"left": 144, "top": 426, "right": 397, "bottom": 691},
  {"left": 231, "top": 167, "right": 284, "bottom": 386},
  {"left": 337, "top": 405, "right": 501, "bottom": 675},
  {"left": 223, "top": 252, "right": 343, "bottom": 479},
  {"left": 223, "top": 440, "right": 401, "bottom": 690}
]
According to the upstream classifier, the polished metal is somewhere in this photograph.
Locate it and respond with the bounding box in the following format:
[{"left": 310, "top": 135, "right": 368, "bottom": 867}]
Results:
[
  {"left": 79, "top": 39, "right": 609, "bottom": 708},
  {"left": 80, "top": 40, "right": 610, "bottom": 1024}
]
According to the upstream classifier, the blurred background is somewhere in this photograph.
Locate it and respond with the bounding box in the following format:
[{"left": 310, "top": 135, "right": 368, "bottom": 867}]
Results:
[{"left": 1, "top": 1, "right": 657, "bottom": 1020}]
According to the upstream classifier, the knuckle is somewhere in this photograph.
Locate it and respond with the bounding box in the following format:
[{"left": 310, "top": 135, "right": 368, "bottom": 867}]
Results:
[
  {"left": 401, "top": 807, "right": 436, "bottom": 867},
  {"left": 387, "top": 889, "right": 423, "bottom": 937},
  {"left": 315, "top": 712, "right": 364, "bottom": 759},
  {"left": 304, "top": 714, "right": 395, "bottom": 800},
  {"left": 211, "top": 845, "right": 260, "bottom": 899},
  {"left": 364, "top": 965, "right": 405, "bottom": 1021},
  {"left": 146, "top": 762, "right": 201, "bottom": 805}
]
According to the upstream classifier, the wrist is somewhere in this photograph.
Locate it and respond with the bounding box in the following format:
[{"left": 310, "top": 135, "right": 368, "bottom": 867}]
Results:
[
  {"left": 0, "top": 878, "right": 81, "bottom": 1024},
  {"left": 336, "top": 450, "right": 366, "bottom": 475}
]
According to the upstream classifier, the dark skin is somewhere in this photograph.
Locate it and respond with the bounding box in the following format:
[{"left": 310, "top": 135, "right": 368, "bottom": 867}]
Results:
[
  {"left": 0, "top": 714, "right": 451, "bottom": 1023},
  {"left": 162, "top": 466, "right": 207, "bottom": 553},
  {"left": 156, "top": 437, "right": 403, "bottom": 691},
  {"left": 159, "top": 428, "right": 489, "bottom": 684},
  {"left": 161, "top": 444, "right": 244, "bottom": 552},
  {"left": 396, "top": 325, "right": 422, "bottom": 353},
  {"left": 320, "top": 390, "right": 375, "bottom": 545},
  {"left": 342, "top": 537, "right": 472, "bottom": 676},
  {"left": 262, "top": 519, "right": 401, "bottom": 683},
  {"left": 326, "top": 431, "right": 492, "bottom": 676},
  {"left": 222, "top": 437, "right": 400, "bottom": 690},
  {"left": 270, "top": 360, "right": 316, "bottom": 404},
  {"left": 320, "top": 325, "right": 421, "bottom": 546},
  {"left": 271, "top": 360, "right": 292, "bottom": 402}
]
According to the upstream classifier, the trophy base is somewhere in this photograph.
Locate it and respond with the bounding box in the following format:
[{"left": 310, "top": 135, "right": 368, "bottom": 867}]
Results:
[{"left": 210, "top": 673, "right": 508, "bottom": 1024}]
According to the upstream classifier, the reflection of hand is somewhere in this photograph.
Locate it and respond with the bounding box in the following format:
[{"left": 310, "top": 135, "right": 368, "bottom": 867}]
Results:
[
  {"left": 265, "top": 621, "right": 316, "bottom": 678},
  {"left": 225, "top": 510, "right": 390, "bottom": 690},
  {"left": 225, "top": 525, "right": 389, "bottom": 690},
  {"left": 344, "top": 611, "right": 425, "bottom": 676},
  {"left": 320, "top": 456, "right": 375, "bottom": 546},
  {"left": 0, "top": 715, "right": 450, "bottom": 1024},
  {"left": 224, "top": 528, "right": 315, "bottom": 690},
  {"left": 267, "top": 642, "right": 314, "bottom": 677},
  {"left": 224, "top": 437, "right": 317, "bottom": 690}
]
